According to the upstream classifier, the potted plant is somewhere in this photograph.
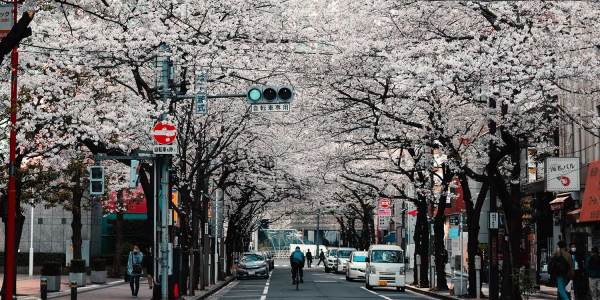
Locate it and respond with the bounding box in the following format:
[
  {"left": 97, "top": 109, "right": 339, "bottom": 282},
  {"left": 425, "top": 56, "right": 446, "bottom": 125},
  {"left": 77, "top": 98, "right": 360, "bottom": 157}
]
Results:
[
  {"left": 41, "top": 262, "right": 62, "bottom": 292},
  {"left": 68, "top": 259, "right": 86, "bottom": 287},
  {"left": 91, "top": 258, "right": 107, "bottom": 284}
]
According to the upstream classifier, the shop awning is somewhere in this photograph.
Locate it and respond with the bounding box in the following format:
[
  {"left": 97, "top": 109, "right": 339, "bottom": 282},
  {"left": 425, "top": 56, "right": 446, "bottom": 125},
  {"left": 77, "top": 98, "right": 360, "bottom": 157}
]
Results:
[
  {"left": 549, "top": 194, "right": 570, "bottom": 211},
  {"left": 580, "top": 161, "right": 600, "bottom": 222}
]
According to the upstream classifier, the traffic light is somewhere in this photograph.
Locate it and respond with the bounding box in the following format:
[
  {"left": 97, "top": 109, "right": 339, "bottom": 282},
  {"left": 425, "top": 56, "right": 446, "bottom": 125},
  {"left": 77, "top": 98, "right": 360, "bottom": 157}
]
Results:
[
  {"left": 246, "top": 85, "right": 294, "bottom": 104},
  {"left": 88, "top": 166, "right": 105, "bottom": 195}
]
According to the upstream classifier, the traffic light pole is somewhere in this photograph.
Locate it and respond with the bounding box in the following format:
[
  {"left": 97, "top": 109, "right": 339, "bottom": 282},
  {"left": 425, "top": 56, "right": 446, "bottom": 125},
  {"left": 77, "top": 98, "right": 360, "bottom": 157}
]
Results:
[{"left": 3, "top": 1, "right": 19, "bottom": 298}]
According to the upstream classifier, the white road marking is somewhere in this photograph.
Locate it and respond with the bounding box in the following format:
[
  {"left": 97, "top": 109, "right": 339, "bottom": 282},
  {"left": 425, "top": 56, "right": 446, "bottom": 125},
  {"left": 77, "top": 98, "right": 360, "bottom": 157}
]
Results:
[
  {"left": 360, "top": 286, "right": 394, "bottom": 300},
  {"left": 260, "top": 270, "right": 273, "bottom": 300}
]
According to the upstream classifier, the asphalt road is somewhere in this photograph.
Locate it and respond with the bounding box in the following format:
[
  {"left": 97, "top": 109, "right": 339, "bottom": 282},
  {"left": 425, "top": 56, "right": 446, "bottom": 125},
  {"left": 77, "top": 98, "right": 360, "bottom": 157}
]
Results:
[{"left": 208, "top": 260, "right": 433, "bottom": 300}]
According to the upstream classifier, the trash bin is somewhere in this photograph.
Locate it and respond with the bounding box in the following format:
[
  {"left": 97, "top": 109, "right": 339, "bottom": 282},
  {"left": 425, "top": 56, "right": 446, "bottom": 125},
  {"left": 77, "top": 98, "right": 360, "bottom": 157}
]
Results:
[{"left": 452, "top": 278, "right": 468, "bottom": 296}]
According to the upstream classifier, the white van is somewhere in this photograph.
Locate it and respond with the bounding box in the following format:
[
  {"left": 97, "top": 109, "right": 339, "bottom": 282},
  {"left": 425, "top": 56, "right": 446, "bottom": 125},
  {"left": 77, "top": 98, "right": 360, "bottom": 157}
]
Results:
[{"left": 365, "top": 244, "right": 406, "bottom": 292}]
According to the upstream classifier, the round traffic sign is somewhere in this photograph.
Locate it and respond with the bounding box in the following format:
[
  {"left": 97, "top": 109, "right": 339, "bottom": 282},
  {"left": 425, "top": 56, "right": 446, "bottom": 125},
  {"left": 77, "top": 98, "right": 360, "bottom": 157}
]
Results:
[
  {"left": 151, "top": 121, "right": 177, "bottom": 145},
  {"left": 379, "top": 198, "right": 391, "bottom": 209}
]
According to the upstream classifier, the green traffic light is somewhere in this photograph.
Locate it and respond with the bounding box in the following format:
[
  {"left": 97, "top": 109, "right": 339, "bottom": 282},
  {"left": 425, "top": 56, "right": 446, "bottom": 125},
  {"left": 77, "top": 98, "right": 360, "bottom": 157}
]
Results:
[{"left": 248, "top": 88, "right": 261, "bottom": 102}]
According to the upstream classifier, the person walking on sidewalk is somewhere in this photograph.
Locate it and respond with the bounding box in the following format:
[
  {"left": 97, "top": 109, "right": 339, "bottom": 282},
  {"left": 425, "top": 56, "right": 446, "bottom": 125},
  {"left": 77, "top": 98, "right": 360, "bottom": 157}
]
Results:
[
  {"left": 570, "top": 242, "right": 590, "bottom": 300},
  {"left": 306, "top": 249, "right": 313, "bottom": 268},
  {"left": 144, "top": 247, "right": 154, "bottom": 290},
  {"left": 550, "top": 241, "right": 574, "bottom": 300},
  {"left": 586, "top": 247, "right": 600, "bottom": 300},
  {"left": 317, "top": 249, "right": 326, "bottom": 266},
  {"left": 127, "top": 245, "right": 144, "bottom": 297}
]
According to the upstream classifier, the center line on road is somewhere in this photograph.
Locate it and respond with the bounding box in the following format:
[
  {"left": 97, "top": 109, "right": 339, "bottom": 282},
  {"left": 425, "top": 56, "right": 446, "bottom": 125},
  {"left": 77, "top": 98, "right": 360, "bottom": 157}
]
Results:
[
  {"left": 260, "top": 270, "right": 273, "bottom": 300},
  {"left": 360, "top": 287, "right": 393, "bottom": 300}
]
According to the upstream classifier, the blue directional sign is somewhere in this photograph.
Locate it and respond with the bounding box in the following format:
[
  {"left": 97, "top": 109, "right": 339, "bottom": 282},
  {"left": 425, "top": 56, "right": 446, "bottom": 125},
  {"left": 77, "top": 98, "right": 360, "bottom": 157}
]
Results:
[
  {"left": 195, "top": 94, "right": 207, "bottom": 114},
  {"left": 195, "top": 71, "right": 208, "bottom": 115}
]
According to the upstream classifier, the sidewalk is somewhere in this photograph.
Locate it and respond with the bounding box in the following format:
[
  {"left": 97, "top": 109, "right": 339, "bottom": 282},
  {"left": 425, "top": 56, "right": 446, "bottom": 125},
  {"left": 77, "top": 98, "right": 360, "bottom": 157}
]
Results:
[
  {"left": 0, "top": 274, "right": 126, "bottom": 299},
  {"left": 405, "top": 269, "right": 558, "bottom": 300}
]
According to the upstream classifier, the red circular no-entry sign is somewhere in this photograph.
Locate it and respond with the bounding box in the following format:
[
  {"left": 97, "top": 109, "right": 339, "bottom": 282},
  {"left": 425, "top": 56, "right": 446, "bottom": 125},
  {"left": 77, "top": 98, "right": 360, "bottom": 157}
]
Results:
[{"left": 151, "top": 121, "right": 177, "bottom": 145}]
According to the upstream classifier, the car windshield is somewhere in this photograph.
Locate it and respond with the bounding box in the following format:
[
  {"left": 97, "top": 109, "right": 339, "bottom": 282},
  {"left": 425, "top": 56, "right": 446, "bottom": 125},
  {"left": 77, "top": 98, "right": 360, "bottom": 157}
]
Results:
[
  {"left": 370, "top": 250, "right": 403, "bottom": 263},
  {"left": 329, "top": 250, "right": 338, "bottom": 257},
  {"left": 353, "top": 255, "right": 367, "bottom": 262},
  {"left": 338, "top": 250, "right": 353, "bottom": 258},
  {"left": 242, "top": 254, "right": 264, "bottom": 262}
]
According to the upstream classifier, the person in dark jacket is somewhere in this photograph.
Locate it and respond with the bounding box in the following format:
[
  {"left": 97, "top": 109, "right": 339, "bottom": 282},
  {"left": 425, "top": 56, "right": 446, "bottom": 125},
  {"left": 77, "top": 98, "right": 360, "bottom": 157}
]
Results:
[
  {"left": 290, "top": 246, "right": 305, "bottom": 284},
  {"left": 550, "top": 241, "right": 573, "bottom": 300},
  {"left": 587, "top": 247, "right": 600, "bottom": 300},
  {"left": 570, "top": 242, "right": 590, "bottom": 300},
  {"left": 306, "top": 249, "right": 313, "bottom": 268},
  {"left": 317, "top": 249, "right": 326, "bottom": 266}
]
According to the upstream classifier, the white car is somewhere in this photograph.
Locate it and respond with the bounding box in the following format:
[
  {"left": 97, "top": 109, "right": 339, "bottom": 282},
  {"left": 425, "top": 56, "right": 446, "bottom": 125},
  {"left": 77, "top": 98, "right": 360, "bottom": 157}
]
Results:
[
  {"left": 365, "top": 244, "right": 406, "bottom": 292},
  {"left": 346, "top": 251, "right": 367, "bottom": 281},
  {"left": 334, "top": 248, "right": 357, "bottom": 273},
  {"left": 325, "top": 249, "right": 338, "bottom": 273}
]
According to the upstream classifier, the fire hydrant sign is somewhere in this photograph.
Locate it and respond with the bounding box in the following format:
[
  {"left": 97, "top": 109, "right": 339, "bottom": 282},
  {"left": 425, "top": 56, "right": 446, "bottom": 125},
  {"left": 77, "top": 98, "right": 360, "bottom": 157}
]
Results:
[
  {"left": 545, "top": 157, "right": 580, "bottom": 192},
  {"left": 151, "top": 121, "right": 177, "bottom": 155}
]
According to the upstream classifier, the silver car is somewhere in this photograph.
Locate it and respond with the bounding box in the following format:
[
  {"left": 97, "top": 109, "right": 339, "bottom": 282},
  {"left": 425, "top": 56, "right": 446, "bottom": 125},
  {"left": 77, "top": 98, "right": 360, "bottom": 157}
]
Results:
[{"left": 236, "top": 252, "right": 270, "bottom": 279}]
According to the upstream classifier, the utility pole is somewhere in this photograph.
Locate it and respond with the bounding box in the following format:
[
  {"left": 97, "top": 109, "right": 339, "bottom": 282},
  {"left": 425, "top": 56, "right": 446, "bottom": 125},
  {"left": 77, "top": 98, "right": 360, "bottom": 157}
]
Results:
[
  {"left": 488, "top": 93, "right": 499, "bottom": 300},
  {"left": 315, "top": 208, "right": 321, "bottom": 253},
  {"left": 158, "top": 43, "right": 171, "bottom": 300}
]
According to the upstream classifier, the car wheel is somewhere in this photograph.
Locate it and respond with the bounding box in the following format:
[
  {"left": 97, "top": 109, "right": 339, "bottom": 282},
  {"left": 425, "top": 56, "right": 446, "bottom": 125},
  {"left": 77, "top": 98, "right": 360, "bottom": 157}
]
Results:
[
  {"left": 366, "top": 282, "right": 373, "bottom": 290},
  {"left": 346, "top": 275, "right": 351, "bottom": 281},
  {"left": 264, "top": 274, "right": 270, "bottom": 279},
  {"left": 325, "top": 267, "right": 330, "bottom": 273}
]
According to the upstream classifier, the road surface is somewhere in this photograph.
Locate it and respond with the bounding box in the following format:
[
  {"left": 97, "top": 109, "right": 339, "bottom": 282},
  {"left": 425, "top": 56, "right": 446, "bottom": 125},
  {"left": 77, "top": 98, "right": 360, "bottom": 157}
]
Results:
[{"left": 208, "top": 260, "right": 432, "bottom": 300}]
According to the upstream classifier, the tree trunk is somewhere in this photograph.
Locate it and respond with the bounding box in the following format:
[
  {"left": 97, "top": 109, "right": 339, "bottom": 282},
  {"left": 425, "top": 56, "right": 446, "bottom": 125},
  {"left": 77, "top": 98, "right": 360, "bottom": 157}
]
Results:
[
  {"left": 434, "top": 204, "right": 448, "bottom": 290},
  {"left": 111, "top": 191, "right": 124, "bottom": 277},
  {"left": 71, "top": 190, "right": 83, "bottom": 260},
  {"left": 414, "top": 199, "right": 429, "bottom": 287}
]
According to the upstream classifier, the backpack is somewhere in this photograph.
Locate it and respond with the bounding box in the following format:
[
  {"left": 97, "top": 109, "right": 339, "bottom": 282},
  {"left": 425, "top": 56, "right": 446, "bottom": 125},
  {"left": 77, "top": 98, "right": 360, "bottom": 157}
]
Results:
[
  {"left": 549, "top": 255, "right": 569, "bottom": 277},
  {"left": 292, "top": 251, "right": 304, "bottom": 263}
]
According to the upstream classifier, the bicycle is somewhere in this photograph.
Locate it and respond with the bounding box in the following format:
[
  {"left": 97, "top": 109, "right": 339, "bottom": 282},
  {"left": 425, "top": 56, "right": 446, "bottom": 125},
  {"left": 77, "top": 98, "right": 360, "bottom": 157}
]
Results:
[{"left": 291, "top": 262, "right": 302, "bottom": 290}]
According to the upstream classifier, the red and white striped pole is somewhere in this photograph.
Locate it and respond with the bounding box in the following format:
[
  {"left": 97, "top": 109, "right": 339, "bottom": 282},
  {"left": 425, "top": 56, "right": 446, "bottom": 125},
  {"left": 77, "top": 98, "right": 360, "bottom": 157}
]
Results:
[{"left": 3, "top": 0, "right": 19, "bottom": 298}]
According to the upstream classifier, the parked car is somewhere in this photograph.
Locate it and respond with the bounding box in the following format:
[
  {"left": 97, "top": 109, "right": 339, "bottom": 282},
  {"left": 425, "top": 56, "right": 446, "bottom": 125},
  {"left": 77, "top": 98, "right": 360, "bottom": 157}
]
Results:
[
  {"left": 260, "top": 251, "right": 274, "bottom": 270},
  {"left": 365, "top": 244, "right": 406, "bottom": 292},
  {"left": 236, "top": 252, "right": 270, "bottom": 279},
  {"left": 325, "top": 248, "right": 338, "bottom": 273},
  {"left": 346, "top": 251, "right": 368, "bottom": 281},
  {"left": 334, "top": 247, "right": 357, "bottom": 273}
]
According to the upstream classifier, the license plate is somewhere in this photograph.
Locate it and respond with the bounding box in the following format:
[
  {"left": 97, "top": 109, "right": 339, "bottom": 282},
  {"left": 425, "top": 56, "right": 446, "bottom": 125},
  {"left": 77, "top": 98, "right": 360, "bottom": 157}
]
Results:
[
  {"left": 378, "top": 280, "right": 387, "bottom": 286},
  {"left": 248, "top": 270, "right": 255, "bottom": 275}
]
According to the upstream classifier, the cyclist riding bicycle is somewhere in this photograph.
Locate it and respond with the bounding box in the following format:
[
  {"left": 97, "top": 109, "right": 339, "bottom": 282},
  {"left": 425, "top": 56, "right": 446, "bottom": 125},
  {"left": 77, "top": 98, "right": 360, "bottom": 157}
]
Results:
[{"left": 290, "top": 246, "right": 305, "bottom": 284}]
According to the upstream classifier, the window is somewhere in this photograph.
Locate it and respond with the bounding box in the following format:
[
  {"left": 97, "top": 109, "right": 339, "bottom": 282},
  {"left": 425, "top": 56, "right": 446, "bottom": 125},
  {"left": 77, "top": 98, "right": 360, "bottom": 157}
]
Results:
[
  {"left": 338, "top": 250, "right": 353, "bottom": 258},
  {"left": 352, "top": 255, "right": 367, "bottom": 262},
  {"left": 61, "top": 218, "right": 67, "bottom": 224},
  {"left": 38, "top": 218, "right": 43, "bottom": 224},
  {"left": 370, "top": 250, "right": 403, "bottom": 263}
]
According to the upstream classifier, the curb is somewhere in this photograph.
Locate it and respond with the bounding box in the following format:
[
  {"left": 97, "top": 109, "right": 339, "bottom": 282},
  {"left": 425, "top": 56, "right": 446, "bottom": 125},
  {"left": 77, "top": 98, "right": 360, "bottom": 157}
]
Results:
[
  {"left": 184, "top": 276, "right": 235, "bottom": 300},
  {"left": 405, "top": 285, "right": 458, "bottom": 300},
  {"left": 47, "top": 280, "right": 126, "bottom": 299}
]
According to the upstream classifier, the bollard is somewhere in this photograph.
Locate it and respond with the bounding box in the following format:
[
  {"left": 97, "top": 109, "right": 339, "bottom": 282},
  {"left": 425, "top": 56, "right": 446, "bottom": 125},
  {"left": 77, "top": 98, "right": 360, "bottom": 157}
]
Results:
[
  {"left": 475, "top": 255, "right": 482, "bottom": 300},
  {"left": 40, "top": 278, "right": 48, "bottom": 300},
  {"left": 415, "top": 254, "right": 421, "bottom": 287},
  {"left": 70, "top": 281, "right": 77, "bottom": 300}
]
